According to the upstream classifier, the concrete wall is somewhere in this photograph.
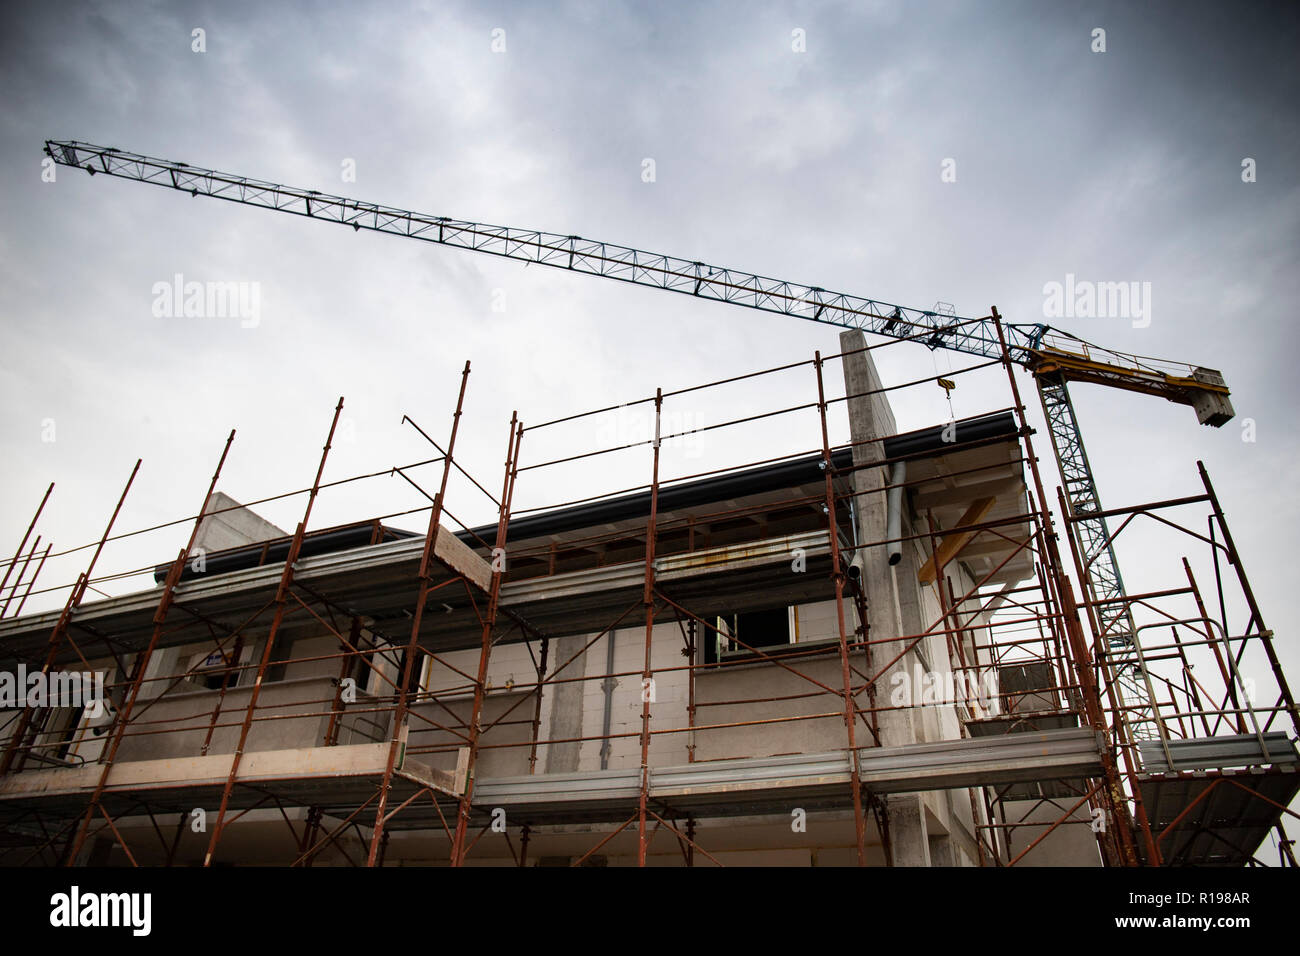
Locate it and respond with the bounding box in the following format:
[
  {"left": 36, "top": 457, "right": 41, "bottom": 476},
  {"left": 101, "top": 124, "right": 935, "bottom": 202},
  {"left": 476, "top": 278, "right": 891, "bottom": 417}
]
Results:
[
  {"left": 1003, "top": 797, "right": 1104, "bottom": 866},
  {"left": 193, "top": 491, "right": 286, "bottom": 553},
  {"left": 396, "top": 595, "right": 887, "bottom": 774},
  {"left": 694, "top": 649, "right": 859, "bottom": 761},
  {"left": 410, "top": 690, "right": 536, "bottom": 778},
  {"left": 112, "top": 676, "right": 338, "bottom": 762}
]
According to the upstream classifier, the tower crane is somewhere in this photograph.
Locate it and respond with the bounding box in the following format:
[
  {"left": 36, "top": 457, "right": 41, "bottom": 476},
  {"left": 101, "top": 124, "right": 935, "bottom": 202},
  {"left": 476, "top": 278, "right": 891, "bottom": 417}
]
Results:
[{"left": 43, "top": 140, "right": 1236, "bottom": 739}]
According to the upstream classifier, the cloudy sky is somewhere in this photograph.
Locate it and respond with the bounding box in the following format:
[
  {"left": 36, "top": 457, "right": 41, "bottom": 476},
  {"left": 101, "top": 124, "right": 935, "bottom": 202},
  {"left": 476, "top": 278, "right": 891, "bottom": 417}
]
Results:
[{"left": 2, "top": 1, "right": 1298, "bottom": 780}]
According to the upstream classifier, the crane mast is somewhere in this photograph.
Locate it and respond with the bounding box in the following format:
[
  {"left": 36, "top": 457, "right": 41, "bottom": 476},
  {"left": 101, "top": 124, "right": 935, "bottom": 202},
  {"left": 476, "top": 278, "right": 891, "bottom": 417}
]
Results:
[{"left": 44, "top": 139, "right": 1237, "bottom": 739}]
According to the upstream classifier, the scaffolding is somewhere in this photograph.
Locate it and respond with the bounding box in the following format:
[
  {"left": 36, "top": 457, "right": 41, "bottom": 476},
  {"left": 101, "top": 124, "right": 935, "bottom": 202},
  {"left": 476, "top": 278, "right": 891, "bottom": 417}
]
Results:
[{"left": 0, "top": 318, "right": 1295, "bottom": 867}]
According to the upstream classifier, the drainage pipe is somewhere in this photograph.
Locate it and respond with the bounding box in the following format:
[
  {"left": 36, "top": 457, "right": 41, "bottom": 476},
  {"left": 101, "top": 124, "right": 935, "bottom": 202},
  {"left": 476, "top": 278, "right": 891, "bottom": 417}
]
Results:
[{"left": 886, "top": 461, "right": 907, "bottom": 566}]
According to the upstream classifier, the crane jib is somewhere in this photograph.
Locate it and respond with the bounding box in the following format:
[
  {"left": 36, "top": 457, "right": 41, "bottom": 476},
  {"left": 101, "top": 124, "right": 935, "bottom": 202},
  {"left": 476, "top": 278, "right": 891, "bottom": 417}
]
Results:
[
  {"left": 42, "top": 139, "right": 1227, "bottom": 425},
  {"left": 43, "top": 140, "right": 1058, "bottom": 365}
]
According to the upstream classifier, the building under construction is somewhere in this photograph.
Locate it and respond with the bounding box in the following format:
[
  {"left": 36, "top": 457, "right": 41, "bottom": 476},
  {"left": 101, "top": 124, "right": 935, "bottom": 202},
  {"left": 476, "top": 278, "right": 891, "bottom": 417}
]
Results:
[{"left": 1, "top": 321, "right": 1297, "bottom": 868}]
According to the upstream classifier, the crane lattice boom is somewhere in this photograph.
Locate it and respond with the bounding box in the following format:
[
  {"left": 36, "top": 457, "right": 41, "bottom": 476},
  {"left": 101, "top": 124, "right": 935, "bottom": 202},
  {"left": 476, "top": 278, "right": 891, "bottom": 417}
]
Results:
[{"left": 43, "top": 140, "right": 1230, "bottom": 426}]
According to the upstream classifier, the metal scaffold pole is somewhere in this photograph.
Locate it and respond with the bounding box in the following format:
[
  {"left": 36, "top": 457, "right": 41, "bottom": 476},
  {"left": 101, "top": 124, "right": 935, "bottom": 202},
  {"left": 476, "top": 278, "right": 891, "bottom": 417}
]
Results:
[
  {"left": 990, "top": 309, "right": 1143, "bottom": 867},
  {"left": 449, "top": 413, "right": 521, "bottom": 866},
  {"left": 636, "top": 389, "right": 663, "bottom": 867},
  {"left": 203, "top": 399, "right": 344, "bottom": 867},
  {"left": 366, "top": 361, "right": 472, "bottom": 865},
  {"left": 0, "top": 482, "right": 53, "bottom": 613},
  {"left": 66, "top": 429, "right": 236, "bottom": 865},
  {"left": 1197, "top": 461, "right": 1300, "bottom": 739},
  {"left": 1037, "top": 374, "right": 1157, "bottom": 741},
  {"left": 1, "top": 462, "right": 139, "bottom": 778},
  {"left": 814, "top": 352, "right": 869, "bottom": 865}
]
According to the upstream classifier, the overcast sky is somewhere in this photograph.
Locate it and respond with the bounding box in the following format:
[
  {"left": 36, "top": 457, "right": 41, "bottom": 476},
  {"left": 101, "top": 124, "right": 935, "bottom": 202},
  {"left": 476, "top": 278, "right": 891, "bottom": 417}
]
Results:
[{"left": 2, "top": 1, "right": 1298, "bottom": 799}]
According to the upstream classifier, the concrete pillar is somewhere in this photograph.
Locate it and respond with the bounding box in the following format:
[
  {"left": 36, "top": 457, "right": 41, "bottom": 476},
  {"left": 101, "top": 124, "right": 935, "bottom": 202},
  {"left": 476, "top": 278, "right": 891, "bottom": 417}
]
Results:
[
  {"left": 885, "top": 794, "right": 931, "bottom": 866},
  {"left": 928, "top": 832, "right": 956, "bottom": 867},
  {"left": 86, "top": 834, "right": 115, "bottom": 866},
  {"left": 893, "top": 514, "right": 931, "bottom": 672},
  {"left": 544, "top": 634, "right": 587, "bottom": 773},
  {"left": 839, "top": 330, "right": 914, "bottom": 749},
  {"left": 841, "top": 330, "right": 937, "bottom": 865}
]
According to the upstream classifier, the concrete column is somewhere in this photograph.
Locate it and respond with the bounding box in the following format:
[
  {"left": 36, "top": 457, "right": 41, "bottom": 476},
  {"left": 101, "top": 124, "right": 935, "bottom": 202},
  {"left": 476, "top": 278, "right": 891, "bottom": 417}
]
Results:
[
  {"left": 839, "top": 329, "right": 914, "bottom": 749},
  {"left": 840, "top": 330, "right": 938, "bottom": 865},
  {"left": 544, "top": 634, "right": 587, "bottom": 773},
  {"left": 885, "top": 793, "right": 931, "bottom": 866},
  {"left": 893, "top": 514, "right": 931, "bottom": 672},
  {"left": 928, "top": 832, "right": 956, "bottom": 867}
]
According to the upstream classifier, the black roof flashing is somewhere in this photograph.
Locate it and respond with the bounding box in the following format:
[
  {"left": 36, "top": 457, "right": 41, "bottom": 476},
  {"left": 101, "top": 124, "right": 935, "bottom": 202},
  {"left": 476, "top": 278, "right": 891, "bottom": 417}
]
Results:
[{"left": 154, "top": 410, "right": 1018, "bottom": 584}]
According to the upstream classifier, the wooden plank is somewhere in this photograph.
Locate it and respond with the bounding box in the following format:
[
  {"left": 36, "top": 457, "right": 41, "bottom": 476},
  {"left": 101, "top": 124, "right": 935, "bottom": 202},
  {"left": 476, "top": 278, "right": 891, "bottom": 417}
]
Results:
[
  {"left": 434, "top": 525, "right": 493, "bottom": 592},
  {"left": 918, "top": 497, "right": 996, "bottom": 584},
  {"left": 394, "top": 753, "right": 463, "bottom": 798},
  {"left": 0, "top": 743, "right": 394, "bottom": 802},
  {"left": 912, "top": 477, "right": 1018, "bottom": 511}
]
